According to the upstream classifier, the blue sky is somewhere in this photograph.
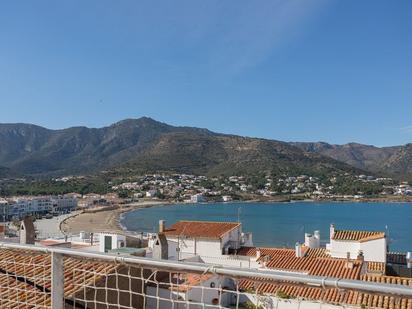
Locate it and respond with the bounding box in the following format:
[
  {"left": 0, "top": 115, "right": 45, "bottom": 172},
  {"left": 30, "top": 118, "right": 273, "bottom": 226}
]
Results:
[{"left": 0, "top": 0, "right": 411, "bottom": 146}]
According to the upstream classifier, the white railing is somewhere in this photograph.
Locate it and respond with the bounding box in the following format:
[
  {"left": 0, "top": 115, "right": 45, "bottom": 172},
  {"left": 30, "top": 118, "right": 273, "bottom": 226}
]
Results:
[{"left": 0, "top": 242, "right": 411, "bottom": 309}]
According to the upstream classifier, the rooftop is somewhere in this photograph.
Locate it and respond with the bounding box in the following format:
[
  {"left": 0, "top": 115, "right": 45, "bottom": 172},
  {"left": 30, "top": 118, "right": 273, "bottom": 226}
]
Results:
[
  {"left": 332, "top": 229, "right": 385, "bottom": 242},
  {"left": 0, "top": 248, "right": 118, "bottom": 305},
  {"left": 237, "top": 246, "right": 362, "bottom": 279},
  {"left": 164, "top": 220, "right": 241, "bottom": 239},
  {"left": 239, "top": 278, "right": 412, "bottom": 309}
]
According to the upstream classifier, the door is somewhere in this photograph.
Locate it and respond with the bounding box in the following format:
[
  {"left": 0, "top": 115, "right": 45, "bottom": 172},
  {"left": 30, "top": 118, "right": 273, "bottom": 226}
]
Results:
[{"left": 104, "top": 236, "right": 112, "bottom": 252}]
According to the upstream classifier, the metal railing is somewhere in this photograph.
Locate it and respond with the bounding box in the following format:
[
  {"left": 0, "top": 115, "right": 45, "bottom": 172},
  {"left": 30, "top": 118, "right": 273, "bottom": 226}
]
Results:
[{"left": 0, "top": 242, "right": 411, "bottom": 309}]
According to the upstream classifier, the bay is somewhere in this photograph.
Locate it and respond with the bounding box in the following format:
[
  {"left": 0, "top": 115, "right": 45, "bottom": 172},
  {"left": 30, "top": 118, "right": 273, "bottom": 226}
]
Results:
[{"left": 121, "top": 202, "right": 412, "bottom": 252}]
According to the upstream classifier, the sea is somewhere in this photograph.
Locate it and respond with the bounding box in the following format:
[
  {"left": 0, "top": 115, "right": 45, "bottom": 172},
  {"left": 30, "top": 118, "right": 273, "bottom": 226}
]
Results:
[{"left": 120, "top": 201, "right": 412, "bottom": 252}]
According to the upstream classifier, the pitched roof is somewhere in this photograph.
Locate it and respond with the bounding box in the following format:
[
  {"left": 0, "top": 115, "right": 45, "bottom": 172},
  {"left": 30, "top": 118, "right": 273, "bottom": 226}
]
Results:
[
  {"left": 366, "top": 261, "right": 385, "bottom": 274},
  {"left": 332, "top": 230, "right": 385, "bottom": 242},
  {"left": 169, "top": 273, "right": 214, "bottom": 292},
  {"left": 239, "top": 279, "right": 412, "bottom": 309},
  {"left": 0, "top": 248, "right": 118, "bottom": 305},
  {"left": 237, "top": 247, "right": 297, "bottom": 258},
  {"left": 237, "top": 246, "right": 362, "bottom": 280},
  {"left": 164, "top": 221, "right": 240, "bottom": 239},
  {"left": 304, "top": 247, "right": 330, "bottom": 258}
]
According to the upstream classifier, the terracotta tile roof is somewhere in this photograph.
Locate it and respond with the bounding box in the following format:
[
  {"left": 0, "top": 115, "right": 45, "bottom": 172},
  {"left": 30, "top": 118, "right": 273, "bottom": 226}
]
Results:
[
  {"left": 0, "top": 275, "right": 51, "bottom": 308},
  {"left": 169, "top": 273, "right": 214, "bottom": 292},
  {"left": 333, "top": 230, "right": 385, "bottom": 242},
  {"left": 0, "top": 249, "right": 118, "bottom": 306},
  {"left": 361, "top": 274, "right": 412, "bottom": 286},
  {"left": 239, "top": 279, "right": 412, "bottom": 309},
  {"left": 387, "top": 252, "right": 407, "bottom": 265},
  {"left": 367, "top": 262, "right": 385, "bottom": 274},
  {"left": 237, "top": 246, "right": 361, "bottom": 279},
  {"left": 164, "top": 221, "right": 240, "bottom": 239},
  {"left": 237, "top": 247, "right": 297, "bottom": 258},
  {"left": 304, "top": 247, "right": 330, "bottom": 258},
  {"left": 265, "top": 256, "right": 362, "bottom": 279}
]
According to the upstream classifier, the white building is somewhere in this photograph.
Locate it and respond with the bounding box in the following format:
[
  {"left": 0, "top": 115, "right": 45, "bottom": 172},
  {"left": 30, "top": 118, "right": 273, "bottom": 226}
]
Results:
[
  {"left": 222, "top": 195, "right": 232, "bottom": 202},
  {"left": 326, "top": 224, "right": 387, "bottom": 263},
  {"left": 158, "top": 220, "right": 253, "bottom": 267},
  {"left": 146, "top": 273, "right": 236, "bottom": 309},
  {"left": 190, "top": 194, "right": 205, "bottom": 203},
  {"left": 99, "top": 233, "right": 127, "bottom": 253},
  {"left": 146, "top": 190, "right": 157, "bottom": 198},
  {"left": 0, "top": 195, "right": 77, "bottom": 221}
]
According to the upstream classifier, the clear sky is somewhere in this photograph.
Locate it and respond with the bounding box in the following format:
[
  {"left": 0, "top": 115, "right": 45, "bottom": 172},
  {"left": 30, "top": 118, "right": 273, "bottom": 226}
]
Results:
[{"left": 0, "top": 1, "right": 411, "bottom": 146}]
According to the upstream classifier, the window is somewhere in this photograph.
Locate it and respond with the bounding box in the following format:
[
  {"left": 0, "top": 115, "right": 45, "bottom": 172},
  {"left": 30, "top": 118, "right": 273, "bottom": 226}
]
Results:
[{"left": 210, "top": 282, "right": 215, "bottom": 288}]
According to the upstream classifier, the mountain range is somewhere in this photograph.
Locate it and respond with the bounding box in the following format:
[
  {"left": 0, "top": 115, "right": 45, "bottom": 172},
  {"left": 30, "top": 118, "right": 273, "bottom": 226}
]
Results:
[{"left": 0, "top": 117, "right": 410, "bottom": 180}]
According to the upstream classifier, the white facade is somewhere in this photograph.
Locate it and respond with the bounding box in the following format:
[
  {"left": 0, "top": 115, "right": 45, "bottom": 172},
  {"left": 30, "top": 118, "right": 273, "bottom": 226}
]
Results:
[
  {"left": 160, "top": 223, "right": 255, "bottom": 268},
  {"left": 190, "top": 194, "right": 205, "bottom": 203},
  {"left": 327, "top": 225, "right": 387, "bottom": 263},
  {"left": 98, "top": 233, "right": 127, "bottom": 253},
  {"left": 146, "top": 275, "right": 235, "bottom": 309},
  {"left": 0, "top": 195, "right": 77, "bottom": 221}
]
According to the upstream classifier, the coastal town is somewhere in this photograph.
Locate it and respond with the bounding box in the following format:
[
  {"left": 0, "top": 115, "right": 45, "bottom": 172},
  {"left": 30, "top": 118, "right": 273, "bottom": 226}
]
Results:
[
  {"left": 1, "top": 172, "right": 412, "bottom": 223},
  {"left": 0, "top": 176, "right": 410, "bottom": 308},
  {"left": 0, "top": 210, "right": 410, "bottom": 308},
  {"left": 108, "top": 173, "right": 411, "bottom": 202}
]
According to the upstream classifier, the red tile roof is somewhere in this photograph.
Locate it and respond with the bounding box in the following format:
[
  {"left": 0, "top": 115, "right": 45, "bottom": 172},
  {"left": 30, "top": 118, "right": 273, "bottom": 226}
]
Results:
[
  {"left": 164, "top": 221, "right": 240, "bottom": 239},
  {"left": 238, "top": 246, "right": 361, "bottom": 280},
  {"left": 237, "top": 247, "right": 297, "bottom": 258},
  {"left": 361, "top": 274, "right": 412, "bottom": 286},
  {"left": 304, "top": 247, "right": 330, "bottom": 258},
  {"left": 0, "top": 249, "right": 118, "bottom": 306},
  {"left": 239, "top": 279, "right": 412, "bottom": 309},
  {"left": 367, "top": 262, "right": 385, "bottom": 274},
  {"left": 333, "top": 230, "right": 385, "bottom": 242}
]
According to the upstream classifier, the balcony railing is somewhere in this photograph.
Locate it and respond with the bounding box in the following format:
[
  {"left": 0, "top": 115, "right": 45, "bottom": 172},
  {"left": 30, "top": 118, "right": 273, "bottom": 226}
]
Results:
[{"left": 0, "top": 242, "right": 411, "bottom": 309}]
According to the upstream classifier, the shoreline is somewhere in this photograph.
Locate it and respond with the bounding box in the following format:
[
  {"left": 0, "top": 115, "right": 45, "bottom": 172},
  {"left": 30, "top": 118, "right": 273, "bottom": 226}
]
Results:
[
  {"left": 60, "top": 200, "right": 174, "bottom": 235},
  {"left": 60, "top": 197, "right": 412, "bottom": 235}
]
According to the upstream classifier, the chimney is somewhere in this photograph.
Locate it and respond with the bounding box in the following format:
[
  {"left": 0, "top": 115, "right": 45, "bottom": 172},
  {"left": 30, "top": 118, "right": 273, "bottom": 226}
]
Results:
[
  {"left": 152, "top": 233, "right": 168, "bottom": 260},
  {"left": 345, "top": 252, "right": 353, "bottom": 269},
  {"left": 407, "top": 252, "right": 412, "bottom": 269},
  {"left": 357, "top": 250, "right": 364, "bottom": 263},
  {"left": 159, "top": 220, "right": 165, "bottom": 233},
  {"left": 295, "top": 242, "right": 303, "bottom": 258},
  {"left": 330, "top": 224, "right": 335, "bottom": 240},
  {"left": 256, "top": 248, "right": 261, "bottom": 260},
  {"left": 314, "top": 230, "right": 321, "bottom": 248},
  {"left": 19, "top": 217, "right": 35, "bottom": 245}
]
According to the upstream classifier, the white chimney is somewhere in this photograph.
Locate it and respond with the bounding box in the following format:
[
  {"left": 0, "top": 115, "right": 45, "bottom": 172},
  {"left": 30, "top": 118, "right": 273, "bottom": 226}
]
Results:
[
  {"left": 159, "top": 220, "right": 165, "bottom": 233},
  {"left": 256, "top": 248, "right": 261, "bottom": 260},
  {"left": 314, "top": 230, "right": 321, "bottom": 248},
  {"left": 295, "top": 242, "right": 303, "bottom": 258},
  {"left": 407, "top": 252, "right": 412, "bottom": 269},
  {"left": 345, "top": 252, "right": 353, "bottom": 269},
  {"left": 330, "top": 224, "right": 335, "bottom": 240}
]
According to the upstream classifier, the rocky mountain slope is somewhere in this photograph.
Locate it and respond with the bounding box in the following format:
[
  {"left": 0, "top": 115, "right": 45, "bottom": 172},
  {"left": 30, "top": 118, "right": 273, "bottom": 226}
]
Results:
[
  {"left": 0, "top": 117, "right": 361, "bottom": 177},
  {"left": 292, "top": 142, "right": 412, "bottom": 179}
]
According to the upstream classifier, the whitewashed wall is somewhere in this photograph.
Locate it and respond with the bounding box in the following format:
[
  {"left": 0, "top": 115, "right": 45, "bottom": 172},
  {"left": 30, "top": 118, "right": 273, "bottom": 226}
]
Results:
[{"left": 360, "top": 238, "right": 386, "bottom": 263}]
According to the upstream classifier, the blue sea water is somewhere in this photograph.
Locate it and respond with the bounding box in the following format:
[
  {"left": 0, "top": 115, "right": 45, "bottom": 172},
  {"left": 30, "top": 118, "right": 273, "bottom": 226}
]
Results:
[{"left": 121, "top": 202, "right": 412, "bottom": 252}]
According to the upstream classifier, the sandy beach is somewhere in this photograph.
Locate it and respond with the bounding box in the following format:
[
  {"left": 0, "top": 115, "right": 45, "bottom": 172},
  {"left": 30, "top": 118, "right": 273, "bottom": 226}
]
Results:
[{"left": 60, "top": 200, "right": 171, "bottom": 235}]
